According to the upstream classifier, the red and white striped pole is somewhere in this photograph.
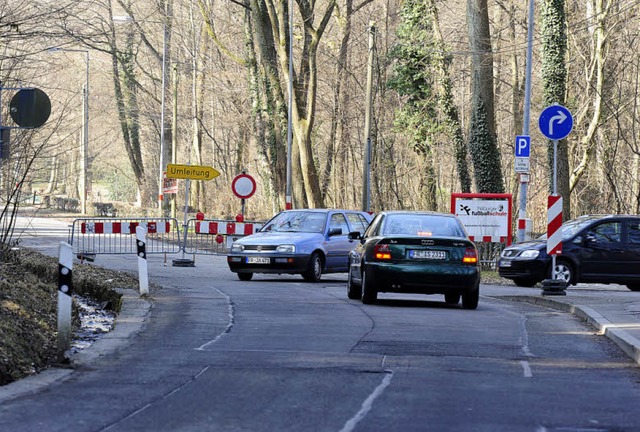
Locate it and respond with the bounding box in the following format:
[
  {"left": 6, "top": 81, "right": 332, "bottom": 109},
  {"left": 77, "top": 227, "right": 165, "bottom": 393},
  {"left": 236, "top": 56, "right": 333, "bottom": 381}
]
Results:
[{"left": 547, "top": 194, "right": 563, "bottom": 276}]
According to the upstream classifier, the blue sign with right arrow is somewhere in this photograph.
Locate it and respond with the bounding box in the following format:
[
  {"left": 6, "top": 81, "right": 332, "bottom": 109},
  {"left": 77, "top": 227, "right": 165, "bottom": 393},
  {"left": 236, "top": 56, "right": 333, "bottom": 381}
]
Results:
[{"left": 538, "top": 104, "right": 573, "bottom": 140}]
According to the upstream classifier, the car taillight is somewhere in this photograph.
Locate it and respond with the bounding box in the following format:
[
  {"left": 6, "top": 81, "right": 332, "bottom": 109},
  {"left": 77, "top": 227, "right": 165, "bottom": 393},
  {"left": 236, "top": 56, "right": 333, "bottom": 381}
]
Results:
[
  {"left": 462, "top": 247, "right": 478, "bottom": 264},
  {"left": 374, "top": 244, "right": 391, "bottom": 260}
]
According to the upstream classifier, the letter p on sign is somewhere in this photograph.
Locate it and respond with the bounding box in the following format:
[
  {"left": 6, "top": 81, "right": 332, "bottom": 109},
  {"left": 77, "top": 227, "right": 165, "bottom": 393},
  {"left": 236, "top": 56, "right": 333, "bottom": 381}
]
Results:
[{"left": 515, "top": 135, "right": 531, "bottom": 158}]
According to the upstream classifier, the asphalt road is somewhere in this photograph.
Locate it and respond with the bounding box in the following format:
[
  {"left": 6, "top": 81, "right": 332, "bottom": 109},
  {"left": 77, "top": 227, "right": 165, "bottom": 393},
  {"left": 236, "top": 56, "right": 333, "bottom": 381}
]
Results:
[{"left": 3, "top": 217, "right": 640, "bottom": 431}]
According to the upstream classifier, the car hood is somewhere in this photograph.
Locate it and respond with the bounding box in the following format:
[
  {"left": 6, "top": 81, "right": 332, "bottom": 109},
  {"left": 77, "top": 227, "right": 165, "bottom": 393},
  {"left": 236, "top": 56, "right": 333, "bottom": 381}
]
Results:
[
  {"left": 235, "top": 231, "right": 324, "bottom": 245},
  {"left": 504, "top": 239, "right": 545, "bottom": 251}
]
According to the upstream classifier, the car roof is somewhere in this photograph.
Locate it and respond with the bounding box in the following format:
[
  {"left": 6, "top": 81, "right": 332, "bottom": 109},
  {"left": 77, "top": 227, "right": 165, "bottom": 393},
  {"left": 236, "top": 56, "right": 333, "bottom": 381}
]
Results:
[
  {"left": 281, "top": 208, "right": 368, "bottom": 214},
  {"left": 572, "top": 214, "right": 640, "bottom": 222},
  {"left": 376, "top": 210, "right": 457, "bottom": 217}
]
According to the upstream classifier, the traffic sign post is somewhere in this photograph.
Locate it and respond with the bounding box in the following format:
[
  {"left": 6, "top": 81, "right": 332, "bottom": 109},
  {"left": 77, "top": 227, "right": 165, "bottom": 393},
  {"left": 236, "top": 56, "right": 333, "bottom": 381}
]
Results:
[
  {"left": 539, "top": 104, "right": 573, "bottom": 295},
  {"left": 514, "top": 135, "right": 531, "bottom": 241},
  {"left": 232, "top": 172, "right": 257, "bottom": 217}
]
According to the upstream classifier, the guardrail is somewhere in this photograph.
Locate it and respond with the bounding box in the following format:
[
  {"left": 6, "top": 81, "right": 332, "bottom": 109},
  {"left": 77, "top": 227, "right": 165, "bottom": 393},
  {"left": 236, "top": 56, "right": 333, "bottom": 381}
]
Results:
[{"left": 69, "top": 218, "right": 181, "bottom": 257}]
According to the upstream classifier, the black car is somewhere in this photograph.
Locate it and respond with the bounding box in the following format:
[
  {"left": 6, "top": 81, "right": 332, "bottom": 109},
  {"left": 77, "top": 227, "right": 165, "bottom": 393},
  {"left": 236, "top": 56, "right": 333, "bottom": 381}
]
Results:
[
  {"left": 498, "top": 214, "right": 640, "bottom": 290},
  {"left": 347, "top": 211, "right": 481, "bottom": 309}
]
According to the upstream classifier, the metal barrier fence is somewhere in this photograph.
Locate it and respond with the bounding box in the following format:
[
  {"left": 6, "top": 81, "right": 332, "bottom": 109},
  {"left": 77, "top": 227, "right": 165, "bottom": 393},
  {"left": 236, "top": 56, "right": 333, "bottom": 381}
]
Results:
[
  {"left": 69, "top": 218, "right": 181, "bottom": 256},
  {"left": 183, "top": 218, "right": 264, "bottom": 255}
]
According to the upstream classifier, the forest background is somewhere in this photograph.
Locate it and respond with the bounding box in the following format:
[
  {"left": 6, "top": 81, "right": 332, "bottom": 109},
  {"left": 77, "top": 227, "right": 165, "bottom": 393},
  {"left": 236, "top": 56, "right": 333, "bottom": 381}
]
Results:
[{"left": 1, "top": 0, "right": 639, "bottom": 238}]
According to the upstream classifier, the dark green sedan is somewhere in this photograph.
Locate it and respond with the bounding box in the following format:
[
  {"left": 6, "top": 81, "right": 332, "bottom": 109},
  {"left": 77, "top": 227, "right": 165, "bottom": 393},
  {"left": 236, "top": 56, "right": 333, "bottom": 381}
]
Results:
[{"left": 347, "top": 211, "right": 481, "bottom": 309}]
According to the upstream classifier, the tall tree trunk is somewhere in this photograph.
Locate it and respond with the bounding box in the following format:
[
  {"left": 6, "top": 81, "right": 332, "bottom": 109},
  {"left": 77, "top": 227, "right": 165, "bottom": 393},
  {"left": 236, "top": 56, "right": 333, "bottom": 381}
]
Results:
[
  {"left": 429, "top": 0, "right": 471, "bottom": 193},
  {"left": 541, "top": 0, "right": 570, "bottom": 218},
  {"left": 569, "top": 0, "right": 610, "bottom": 193},
  {"left": 467, "top": 0, "right": 504, "bottom": 193}
]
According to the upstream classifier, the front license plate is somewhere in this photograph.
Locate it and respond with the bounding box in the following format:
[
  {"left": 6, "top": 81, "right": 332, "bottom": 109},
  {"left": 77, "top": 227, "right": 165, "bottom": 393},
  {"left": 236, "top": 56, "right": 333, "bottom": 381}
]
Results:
[
  {"left": 409, "top": 250, "right": 447, "bottom": 260},
  {"left": 500, "top": 260, "right": 512, "bottom": 267},
  {"left": 247, "top": 257, "right": 270, "bottom": 264}
]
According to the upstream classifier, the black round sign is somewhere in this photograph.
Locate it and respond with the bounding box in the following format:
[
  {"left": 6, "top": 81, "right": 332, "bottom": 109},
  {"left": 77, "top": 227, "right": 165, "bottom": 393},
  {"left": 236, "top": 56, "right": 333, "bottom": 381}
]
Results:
[{"left": 10, "top": 88, "right": 51, "bottom": 128}]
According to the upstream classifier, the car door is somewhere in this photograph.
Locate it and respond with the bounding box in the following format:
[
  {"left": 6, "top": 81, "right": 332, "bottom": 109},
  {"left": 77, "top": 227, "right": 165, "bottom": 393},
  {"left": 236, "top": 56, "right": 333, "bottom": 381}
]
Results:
[
  {"left": 577, "top": 220, "right": 626, "bottom": 281},
  {"left": 620, "top": 219, "right": 640, "bottom": 281},
  {"left": 324, "top": 212, "right": 353, "bottom": 271}
]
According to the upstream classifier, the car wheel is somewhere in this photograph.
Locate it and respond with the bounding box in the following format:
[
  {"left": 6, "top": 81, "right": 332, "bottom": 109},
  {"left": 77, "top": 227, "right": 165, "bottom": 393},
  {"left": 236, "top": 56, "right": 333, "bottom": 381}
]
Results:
[
  {"left": 444, "top": 292, "right": 460, "bottom": 305},
  {"left": 462, "top": 282, "right": 479, "bottom": 310},
  {"left": 238, "top": 272, "right": 253, "bottom": 281},
  {"left": 361, "top": 267, "right": 377, "bottom": 304},
  {"left": 551, "top": 259, "right": 574, "bottom": 284},
  {"left": 626, "top": 284, "right": 640, "bottom": 292},
  {"left": 347, "top": 264, "right": 362, "bottom": 300},
  {"left": 513, "top": 278, "right": 537, "bottom": 288},
  {"left": 302, "top": 252, "right": 323, "bottom": 282}
]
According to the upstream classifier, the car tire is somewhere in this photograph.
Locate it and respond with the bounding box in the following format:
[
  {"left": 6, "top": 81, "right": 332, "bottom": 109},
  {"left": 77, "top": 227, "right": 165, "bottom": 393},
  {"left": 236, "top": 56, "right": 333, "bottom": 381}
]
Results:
[
  {"left": 551, "top": 259, "right": 574, "bottom": 284},
  {"left": 626, "top": 284, "right": 640, "bottom": 292},
  {"left": 444, "top": 292, "right": 460, "bottom": 305},
  {"left": 302, "top": 252, "right": 323, "bottom": 282},
  {"left": 238, "top": 272, "right": 253, "bottom": 281},
  {"left": 513, "top": 278, "right": 537, "bottom": 288},
  {"left": 361, "top": 267, "right": 377, "bottom": 304},
  {"left": 461, "top": 282, "right": 479, "bottom": 310},
  {"left": 347, "top": 264, "right": 362, "bottom": 300}
]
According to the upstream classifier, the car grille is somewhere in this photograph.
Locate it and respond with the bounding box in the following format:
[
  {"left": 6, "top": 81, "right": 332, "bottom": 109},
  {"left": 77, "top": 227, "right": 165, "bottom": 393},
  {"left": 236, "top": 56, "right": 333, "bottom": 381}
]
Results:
[{"left": 243, "top": 245, "right": 278, "bottom": 251}]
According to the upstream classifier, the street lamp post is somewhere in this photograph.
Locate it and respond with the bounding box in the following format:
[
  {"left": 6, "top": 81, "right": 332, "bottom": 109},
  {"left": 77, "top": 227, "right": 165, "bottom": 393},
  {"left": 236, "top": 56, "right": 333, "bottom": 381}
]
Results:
[{"left": 48, "top": 48, "right": 90, "bottom": 215}]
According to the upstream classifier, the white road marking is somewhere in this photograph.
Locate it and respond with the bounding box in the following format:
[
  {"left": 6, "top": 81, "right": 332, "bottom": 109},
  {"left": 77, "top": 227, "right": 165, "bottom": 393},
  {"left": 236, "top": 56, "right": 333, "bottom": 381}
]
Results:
[
  {"left": 195, "top": 288, "right": 235, "bottom": 351},
  {"left": 339, "top": 371, "right": 394, "bottom": 432}
]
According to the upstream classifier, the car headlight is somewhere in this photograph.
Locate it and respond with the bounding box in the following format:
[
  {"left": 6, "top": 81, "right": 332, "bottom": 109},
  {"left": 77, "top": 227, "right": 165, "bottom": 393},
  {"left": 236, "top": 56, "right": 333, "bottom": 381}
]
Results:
[
  {"left": 230, "top": 243, "right": 245, "bottom": 253},
  {"left": 519, "top": 250, "right": 539, "bottom": 259},
  {"left": 276, "top": 244, "right": 296, "bottom": 253}
]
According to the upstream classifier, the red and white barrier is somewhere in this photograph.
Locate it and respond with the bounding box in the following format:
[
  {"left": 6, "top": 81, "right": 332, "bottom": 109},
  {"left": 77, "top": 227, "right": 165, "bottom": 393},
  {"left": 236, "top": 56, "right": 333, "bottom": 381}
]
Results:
[
  {"left": 547, "top": 195, "right": 563, "bottom": 255},
  {"left": 195, "top": 221, "right": 262, "bottom": 236},
  {"left": 81, "top": 221, "right": 171, "bottom": 234},
  {"left": 468, "top": 235, "right": 508, "bottom": 243}
]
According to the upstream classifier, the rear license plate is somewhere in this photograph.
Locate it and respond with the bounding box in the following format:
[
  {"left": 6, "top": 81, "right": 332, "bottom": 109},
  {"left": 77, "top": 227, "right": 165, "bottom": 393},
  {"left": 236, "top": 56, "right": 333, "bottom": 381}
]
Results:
[
  {"left": 247, "top": 257, "right": 270, "bottom": 264},
  {"left": 409, "top": 250, "right": 447, "bottom": 260}
]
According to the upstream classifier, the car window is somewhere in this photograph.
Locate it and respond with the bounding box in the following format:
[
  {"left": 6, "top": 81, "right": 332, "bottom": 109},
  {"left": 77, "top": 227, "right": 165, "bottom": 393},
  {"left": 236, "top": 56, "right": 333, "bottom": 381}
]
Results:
[
  {"left": 364, "top": 215, "right": 383, "bottom": 237},
  {"left": 262, "top": 211, "right": 326, "bottom": 233},
  {"left": 329, "top": 213, "right": 349, "bottom": 235},
  {"left": 381, "top": 214, "right": 466, "bottom": 237},
  {"left": 627, "top": 220, "right": 640, "bottom": 244},
  {"left": 587, "top": 222, "right": 621, "bottom": 244},
  {"left": 346, "top": 213, "right": 369, "bottom": 233}
]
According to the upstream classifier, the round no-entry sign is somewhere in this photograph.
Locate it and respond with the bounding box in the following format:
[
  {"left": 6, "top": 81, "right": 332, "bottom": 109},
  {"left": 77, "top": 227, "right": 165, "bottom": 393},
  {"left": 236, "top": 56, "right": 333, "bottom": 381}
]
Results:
[{"left": 232, "top": 173, "right": 256, "bottom": 199}]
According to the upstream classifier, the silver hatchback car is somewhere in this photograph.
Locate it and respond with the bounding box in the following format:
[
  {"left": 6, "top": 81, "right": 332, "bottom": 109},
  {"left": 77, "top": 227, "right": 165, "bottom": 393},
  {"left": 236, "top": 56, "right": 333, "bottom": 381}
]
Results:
[{"left": 227, "top": 209, "right": 372, "bottom": 282}]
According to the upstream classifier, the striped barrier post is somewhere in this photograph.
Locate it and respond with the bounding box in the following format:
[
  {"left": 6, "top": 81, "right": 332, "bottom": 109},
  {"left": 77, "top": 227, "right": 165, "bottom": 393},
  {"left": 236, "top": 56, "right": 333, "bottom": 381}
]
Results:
[
  {"left": 547, "top": 194, "right": 563, "bottom": 256},
  {"left": 542, "top": 194, "right": 566, "bottom": 295},
  {"left": 136, "top": 226, "right": 149, "bottom": 295},
  {"left": 57, "top": 242, "right": 74, "bottom": 363}
]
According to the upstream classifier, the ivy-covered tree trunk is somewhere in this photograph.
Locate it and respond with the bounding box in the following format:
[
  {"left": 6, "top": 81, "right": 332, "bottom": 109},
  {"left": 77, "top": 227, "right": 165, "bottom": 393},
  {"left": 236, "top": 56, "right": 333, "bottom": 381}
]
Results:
[
  {"left": 541, "top": 0, "right": 570, "bottom": 218},
  {"left": 428, "top": 0, "right": 471, "bottom": 193},
  {"left": 467, "top": 0, "right": 504, "bottom": 193}
]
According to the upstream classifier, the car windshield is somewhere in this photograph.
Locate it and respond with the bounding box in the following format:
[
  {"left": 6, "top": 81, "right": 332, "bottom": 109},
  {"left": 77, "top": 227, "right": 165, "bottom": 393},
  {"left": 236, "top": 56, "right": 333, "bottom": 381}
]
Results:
[
  {"left": 381, "top": 214, "right": 466, "bottom": 237},
  {"left": 262, "top": 211, "right": 326, "bottom": 233},
  {"left": 537, "top": 216, "right": 602, "bottom": 240}
]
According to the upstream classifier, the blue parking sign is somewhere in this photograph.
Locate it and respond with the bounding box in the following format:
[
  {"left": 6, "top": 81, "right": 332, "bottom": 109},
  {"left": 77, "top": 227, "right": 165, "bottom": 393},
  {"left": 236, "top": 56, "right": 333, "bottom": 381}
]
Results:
[{"left": 515, "top": 136, "right": 530, "bottom": 158}]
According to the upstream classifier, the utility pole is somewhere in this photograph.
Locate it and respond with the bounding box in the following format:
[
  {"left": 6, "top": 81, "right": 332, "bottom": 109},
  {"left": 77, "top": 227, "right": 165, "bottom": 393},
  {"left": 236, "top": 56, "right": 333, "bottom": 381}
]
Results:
[
  {"left": 517, "top": 0, "right": 535, "bottom": 242},
  {"left": 362, "top": 24, "right": 375, "bottom": 212}
]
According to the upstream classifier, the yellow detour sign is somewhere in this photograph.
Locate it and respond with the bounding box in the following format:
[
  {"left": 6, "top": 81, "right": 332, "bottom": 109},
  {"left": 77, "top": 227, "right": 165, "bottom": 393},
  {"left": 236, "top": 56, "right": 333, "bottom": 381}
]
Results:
[{"left": 166, "top": 164, "right": 220, "bottom": 180}]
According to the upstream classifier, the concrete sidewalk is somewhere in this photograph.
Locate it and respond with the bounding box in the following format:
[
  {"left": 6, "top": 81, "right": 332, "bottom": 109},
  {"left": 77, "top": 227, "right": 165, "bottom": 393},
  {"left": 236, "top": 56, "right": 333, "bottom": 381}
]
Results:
[{"left": 483, "top": 283, "right": 640, "bottom": 365}]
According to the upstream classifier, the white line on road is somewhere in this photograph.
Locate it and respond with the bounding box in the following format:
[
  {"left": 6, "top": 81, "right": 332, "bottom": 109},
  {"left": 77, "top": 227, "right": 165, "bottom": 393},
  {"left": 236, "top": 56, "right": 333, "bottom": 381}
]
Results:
[
  {"left": 339, "top": 371, "right": 394, "bottom": 432},
  {"left": 195, "top": 288, "right": 235, "bottom": 351}
]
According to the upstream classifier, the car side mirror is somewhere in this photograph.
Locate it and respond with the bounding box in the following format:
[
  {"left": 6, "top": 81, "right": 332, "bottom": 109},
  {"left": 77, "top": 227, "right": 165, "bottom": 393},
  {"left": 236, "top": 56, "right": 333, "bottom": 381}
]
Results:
[
  {"left": 348, "top": 231, "right": 362, "bottom": 241},
  {"left": 583, "top": 233, "right": 596, "bottom": 245}
]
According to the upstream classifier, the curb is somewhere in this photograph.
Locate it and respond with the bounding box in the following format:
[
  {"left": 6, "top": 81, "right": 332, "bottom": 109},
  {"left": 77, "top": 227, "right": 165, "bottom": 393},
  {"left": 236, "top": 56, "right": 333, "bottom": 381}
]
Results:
[
  {"left": 500, "top": 295, "right": 640, "bottom": 365},
  {"left": 0, "top": 288, "right": 151, "bottom": 403}
]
